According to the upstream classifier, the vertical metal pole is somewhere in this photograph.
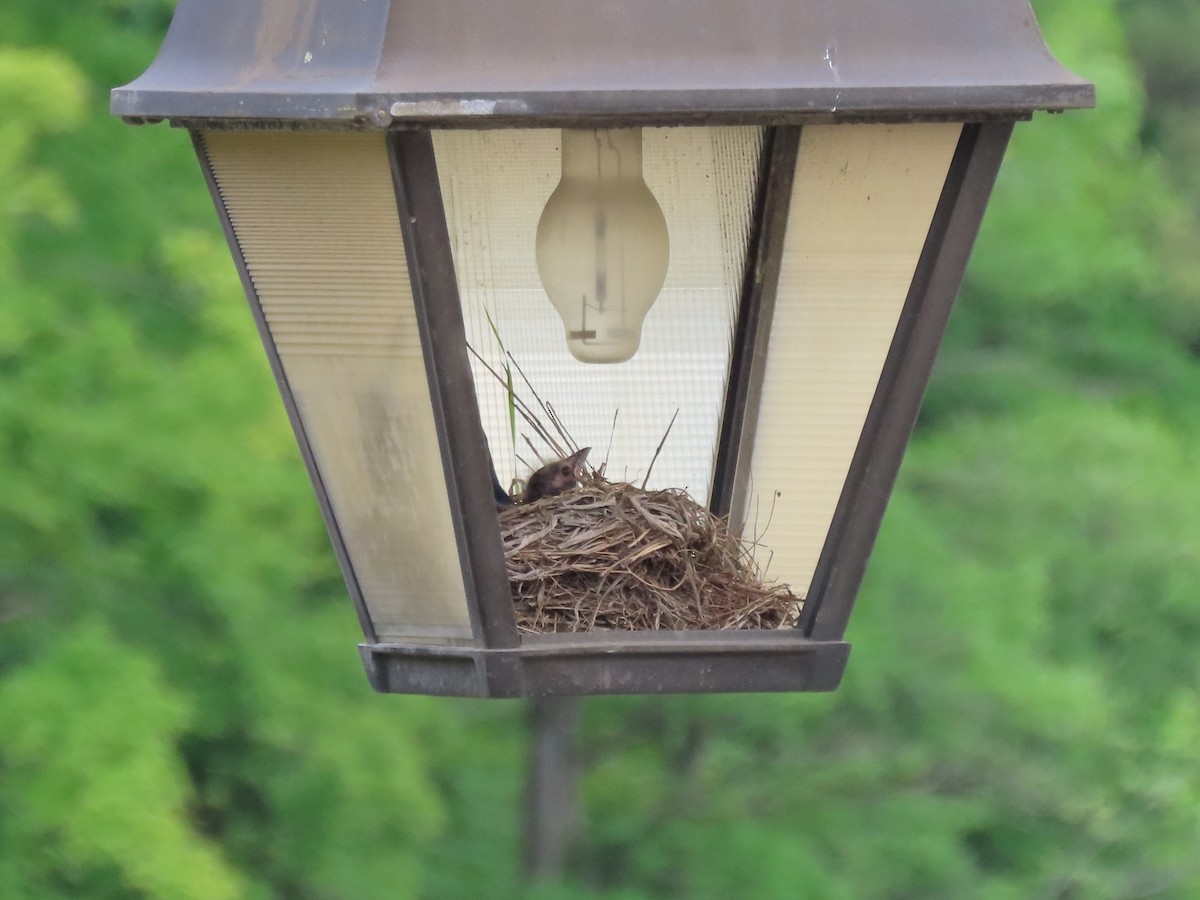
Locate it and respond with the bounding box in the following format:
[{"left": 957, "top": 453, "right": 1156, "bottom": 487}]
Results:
[{"left": 522, "top": 697, "right": 583, "bottom": 882}]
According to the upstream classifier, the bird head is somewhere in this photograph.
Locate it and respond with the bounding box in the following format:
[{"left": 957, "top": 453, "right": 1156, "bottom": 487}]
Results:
[{"left": 524, "top": 447, "right": 591, "bottom": 503}]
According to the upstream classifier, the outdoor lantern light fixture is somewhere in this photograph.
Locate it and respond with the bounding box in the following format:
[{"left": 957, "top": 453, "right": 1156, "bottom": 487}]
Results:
[{"left": 114, "top": 0, "right": 1092, "bottom": 698}]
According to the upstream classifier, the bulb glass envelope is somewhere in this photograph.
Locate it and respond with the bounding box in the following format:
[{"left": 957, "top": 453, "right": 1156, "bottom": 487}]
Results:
[{"left": 114, "top": 0, "right": 1092, "bottom": 697}]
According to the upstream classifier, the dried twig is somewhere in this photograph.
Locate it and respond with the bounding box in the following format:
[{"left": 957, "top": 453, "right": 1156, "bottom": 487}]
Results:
[
  {"left": 506, "top": 352, "right": 572, "bottom": 458},
  {"left": 602, "top": 410, "right": 619, "bottom": 478},
  {"left": 640, "top": 409, "right": 679, "bottom": 490},
  {"left": 466, "top": 345, "right": 563, "bottom": 454}
]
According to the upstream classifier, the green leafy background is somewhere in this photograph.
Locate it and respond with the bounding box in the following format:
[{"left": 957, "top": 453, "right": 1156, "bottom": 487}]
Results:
[{"left": 2, "top": 1, "right": 1198, "bottom": 896}]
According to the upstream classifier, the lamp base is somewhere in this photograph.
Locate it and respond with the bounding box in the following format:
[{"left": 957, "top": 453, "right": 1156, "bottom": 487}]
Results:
[{"left": 359, "top": 630, "right": 849, "bottom": 698}]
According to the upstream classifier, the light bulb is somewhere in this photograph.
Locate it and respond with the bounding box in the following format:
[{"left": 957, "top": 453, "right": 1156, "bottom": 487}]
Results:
[{"left": 536, "top": 128, "right": 669, "bottom": 363}]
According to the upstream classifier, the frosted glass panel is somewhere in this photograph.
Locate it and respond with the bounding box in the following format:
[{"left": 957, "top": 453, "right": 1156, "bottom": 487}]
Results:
[
  {"left": 435, "top": 127, "right": 762, "bottom": 499},
  {"left": 202, "top": 131, "right": 473, "bottom": 644},
  {"left": 742, "top": 123, "right": 961, "bottom": 596}
]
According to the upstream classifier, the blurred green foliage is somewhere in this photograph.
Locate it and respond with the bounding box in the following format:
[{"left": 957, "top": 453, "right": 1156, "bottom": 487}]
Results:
[{"left": 1, "top": 0, "right": 1198, "bottom": 897}]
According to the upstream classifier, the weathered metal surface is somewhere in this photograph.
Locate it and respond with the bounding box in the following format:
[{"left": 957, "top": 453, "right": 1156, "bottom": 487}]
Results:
[
  {"left": 113, "top": 0, "right": 1092, "bottom": 126},
  {"left": 361, "top": 630, "right": 851, "bottom": 697}
]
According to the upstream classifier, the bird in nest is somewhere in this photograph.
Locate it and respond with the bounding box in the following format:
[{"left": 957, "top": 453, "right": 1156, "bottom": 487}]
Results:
[
  {"left": 492, "top": 447, "right": 591, "bottom": 509},
  {"left": 524, "top": 447, "right": 591, "bottom": 503}
]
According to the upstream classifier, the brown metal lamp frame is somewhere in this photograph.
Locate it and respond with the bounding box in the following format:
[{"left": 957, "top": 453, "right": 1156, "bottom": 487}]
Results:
[
  {"left": 123, "top": 0, "right": 1088, "bottom": 697},
  {"left": 193, "top": 120, "right": 1012, "bottom": 697}
]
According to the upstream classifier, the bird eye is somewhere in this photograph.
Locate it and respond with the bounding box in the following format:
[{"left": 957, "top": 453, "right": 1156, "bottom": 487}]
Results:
[{"left": 561, "top": 465, "right": 571, "bottom": 476}]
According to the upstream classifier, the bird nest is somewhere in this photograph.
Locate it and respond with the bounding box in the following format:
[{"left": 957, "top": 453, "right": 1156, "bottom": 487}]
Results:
[{"left": 499, "top": 477, "right": 803, "bottom": 633}]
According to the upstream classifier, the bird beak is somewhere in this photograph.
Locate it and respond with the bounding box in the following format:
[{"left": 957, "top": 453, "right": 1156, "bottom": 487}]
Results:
[{"left": 568, "top": 447, "right": 591, "bottom": 478}]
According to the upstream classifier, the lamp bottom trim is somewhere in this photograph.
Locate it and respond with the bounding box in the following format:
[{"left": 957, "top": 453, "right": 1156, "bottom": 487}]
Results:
[{"left": 359, "top": 631, "right": 849, "bottom": 697}]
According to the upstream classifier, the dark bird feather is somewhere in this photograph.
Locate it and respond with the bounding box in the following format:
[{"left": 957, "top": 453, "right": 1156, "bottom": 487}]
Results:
[{"left": 492, "top": 466, "right": 514, "bottom": 509}]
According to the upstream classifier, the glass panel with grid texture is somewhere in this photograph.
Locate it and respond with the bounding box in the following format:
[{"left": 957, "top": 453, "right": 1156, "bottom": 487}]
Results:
[
  {"left": 202, "top": 131, "right": 473, "bottom": 644},
  {"left": 434, "top": 127, "right": 763, "bottom": 502},
  {"left": 739, "top": 123, "right": 961, "bottom": 599}
]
